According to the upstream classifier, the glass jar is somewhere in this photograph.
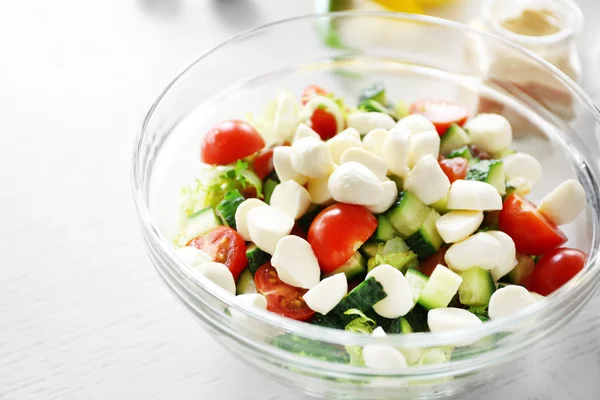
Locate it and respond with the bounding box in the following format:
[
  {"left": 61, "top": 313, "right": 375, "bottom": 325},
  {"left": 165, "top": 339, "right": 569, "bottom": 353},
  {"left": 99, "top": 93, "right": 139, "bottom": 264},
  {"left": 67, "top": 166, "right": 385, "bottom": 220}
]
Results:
[{"left": 467, "top": 0, "right": 584, "bottom": 121}]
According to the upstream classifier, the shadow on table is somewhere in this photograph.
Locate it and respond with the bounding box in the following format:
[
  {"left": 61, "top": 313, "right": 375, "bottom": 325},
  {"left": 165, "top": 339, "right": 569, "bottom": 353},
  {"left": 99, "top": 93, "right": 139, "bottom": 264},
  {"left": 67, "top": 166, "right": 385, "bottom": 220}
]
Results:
[{"left": 209, "top": 0, "right": 260, "bottom": 30}]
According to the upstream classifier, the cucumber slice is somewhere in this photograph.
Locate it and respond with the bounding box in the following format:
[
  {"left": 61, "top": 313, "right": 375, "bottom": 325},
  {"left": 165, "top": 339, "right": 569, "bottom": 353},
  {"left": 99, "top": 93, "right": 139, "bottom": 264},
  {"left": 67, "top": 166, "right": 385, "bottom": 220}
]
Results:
[
  {"left": 445, "top": 145, "right": 473, "bottom": 160},
  {"left": 405, "top": 209, "right": 444, "bottom": 260},
  {"left": 400, "top": 317, "right": 414, "bottom": 334},
  {"left": 466, "top": 159, "right": 506, "bottom": 195},
  {"left": 358, "top": 99, "right": 388, "bottom": 114},
  {"left": 358, "top": 81, "right": 387, "bottom": 105},
  {"left": 405, "top": 268, "right": 429, "bottom": 304},
  {"left": 374, "top": 215, "right": 399, "bottom": 242},
  {"left": 181, "top": 207, "right": 222, "bottom": 244},
  {"left": 490, "top": 148, "right": 516, "bottom": 159},
  {"left": 360, "top": 242, "right": 382, "bottom": 258},
  {"left": 430, "top": 194, "right": 449, "bottom": 215},
  {"left": 403, "top": 303, "right": 429, "bottom": 332},
  {"left": 457, "top": 268, "right": 496, "bottom": 307},
  {"left": 312, "top": 277, "right": 387, "bottom": 328},
  {"left": 236, "top": 268, "right": 257, "bottom": 294},
  {"left": 215, "top": 190, "right": 245, "bottom": 228},
  {"left": 385, "top": 191, "right": 431, "bottom": 238},
  {"left": 324, "top": 251, "right": 366, "bottom": 280},
  {"left": 418, "top": 266, "right": 463, "bottom": 310},
  {"left": 440, "top": 124, "right": 471, "bottom": 155},
  {"left": 387, "top": 174, "right": 404, "bottom": 191},
  {"left": 501, "top": 253, "right": 535, "bottom": 285},
  {"left": 263, "top": 178, "right": 279, "bottom": 205},
  {"left": 246, "top": 244, "right": 271, "bottom": 276}
]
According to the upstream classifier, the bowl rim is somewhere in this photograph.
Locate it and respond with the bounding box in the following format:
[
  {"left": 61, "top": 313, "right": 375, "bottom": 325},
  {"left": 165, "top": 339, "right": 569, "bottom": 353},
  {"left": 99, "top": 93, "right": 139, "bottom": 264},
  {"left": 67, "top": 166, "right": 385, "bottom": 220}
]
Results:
[{"left": 131, "top": 10, "right": 600, "bottom": 351}]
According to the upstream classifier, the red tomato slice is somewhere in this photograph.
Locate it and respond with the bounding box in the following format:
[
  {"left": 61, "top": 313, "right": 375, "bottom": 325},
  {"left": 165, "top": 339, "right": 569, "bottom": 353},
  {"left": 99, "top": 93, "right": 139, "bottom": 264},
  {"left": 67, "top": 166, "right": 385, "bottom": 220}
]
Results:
[
  {"left": 200, "top": 120, "right": 265, "bottom": 165},
  {"left": 419, "top": 246, "right": 449, "bottom": 277},
  {"left": 499, "top": 194, "right": 567, "bottom": 255},
  {"left": 188, "top": 227, "right": 247, "bottom": 280},
  {"left": 252, "top": 148, "right": 274, "bottom": 181},
  {"left": 307, "top": 204, "right": 377, "bottom": 274},
  {"left": 301, "top": 84, "right": 328, "bottom": 105},
  {"left": 290, "top": 224, "right": 307, "bottom": 240},
  {"left": 301, "top": 85, "right": 339, "bottom": 140},
  {"left": 254, "top": 263, "right": 315, "bottom": 321},
  {"left": 310, "top": 108, "right": 338, "bottom": 140},
  {"left": 409, "top": 99, "right": 468, "bottom": 135},
  {"left": 524, "top": 248, "right": 586, "bottom": 295},
  {"left": 439, "top": 157, "right": 468, "bottom": 183}
]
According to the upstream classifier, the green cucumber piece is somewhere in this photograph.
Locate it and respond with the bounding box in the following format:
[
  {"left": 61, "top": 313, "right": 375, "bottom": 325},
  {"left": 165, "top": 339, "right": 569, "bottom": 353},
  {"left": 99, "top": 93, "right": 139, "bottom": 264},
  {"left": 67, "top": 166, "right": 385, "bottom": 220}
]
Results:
[
  {"left": 325, "top": 251, "right": 366, "bottom": 280},
  {"left": 405, "top": 268, "right": 429, "bottom": 304},
  {"left": 246, "top": 244, "right": 270, "bottom": 276},
  {"left": 358, "top": 99, "right": 389, "bottom": 114},
  {"left": 385, "top": 191, "right": 431, "bottom": 238},
  {"left": 446, "top": 145, "right": 473, "bottom": 160},
  {"left": 440, "top": 124, "right": 471, "bottom": 155},
  {"left": 360, "top": 242, "right": 382, "bottom": 258},
  {"left": 215, "top": 190, "right": 245, "bottom": 228},
  {"left": 457, "top": 268, "right": 496, "bottom": 307},
  {"left": 418, "top": 265, "right": 463, "bottom": 310},
  {"left": 430, "top": 194, "right": 449, "bottom": 215},
  {"left": 358, "top": 81, "right": 387, "bottom": 105},
  {"left": 386, "top": 174, "right": 404, "bottom": 191},
  {"left": 405, "top": 209, "right": 444, "bottom": 260},
  {"left": 382, "top": 237, "right": 410, "bottom": 253},
  {"left": 182, "top": 207, "right": 222, "bottom": 244},
  {"left": 466, "top": 159, "right": 506, "bottom": 195},
  {"left": 271, "top": 334, "right": 350, "bottom": 363},
  {"left": 374, "top": 215, "right": 400, "bottom": 241},
  {"left": 501, "top": 253, "right": 535, "bottom": 285},
  {"left": 400, "top": 317, "right": 414, "bottom": 334},
  {"left": 490, "top": 148, "right": 516, "bottom": 159},
  {"left": 236, "top": 268, "right": 256, "bottom": 294},
  {"left": 263, "top": 178, "right": 278, "bottom": 205},
  {"left": 403, "top": 303, "right": 429, "bottom": 332},
  {"left": 312, "top": 277, "right": 387, "bottom": 328}
]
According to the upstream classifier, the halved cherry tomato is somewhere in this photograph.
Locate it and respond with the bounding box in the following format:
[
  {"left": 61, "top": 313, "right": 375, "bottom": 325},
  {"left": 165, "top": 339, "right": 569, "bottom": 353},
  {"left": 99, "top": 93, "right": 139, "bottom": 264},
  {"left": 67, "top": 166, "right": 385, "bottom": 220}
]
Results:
[
  {"left": 439, "top": 157, "right": 468, "bottom": 183},
  {"left": 200, "top": 120, "right": 265, "bottom": 165},
  {"left": 409, "top": 99, "right": 468, "bottom": 135},
  {"left": 499, "top": 194, "right": 567, "bottom": 255},
  {"left": 310, "top": 108, "right": 338, "bottom": 140},
  {"left": 307, "top": 204, "right": 377, "bottom": 274},
  {"left": 188, "top": 227, "right": 247, "bottom": 280},
  {"left": 252, "top": 148, "right": 274, "bottom": 181},
  {"left": 254, "top": 262, "right": 315, "bottom": 321},
  {"left": 301, "top": 85, "right": 338, "bottom": 140},
  {"left": 524, "top": 248, "right": 586, "bottom": 296},
  {"left": 419, "top": 246, "right": 449, "bottom": 277}
]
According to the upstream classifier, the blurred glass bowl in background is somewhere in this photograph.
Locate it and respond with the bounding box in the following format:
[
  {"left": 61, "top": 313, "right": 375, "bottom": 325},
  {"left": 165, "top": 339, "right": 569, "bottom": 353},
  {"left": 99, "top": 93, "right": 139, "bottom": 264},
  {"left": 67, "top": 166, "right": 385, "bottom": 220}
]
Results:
[{"left": 132, "top": 11, "right": 600, "bottom": 400}]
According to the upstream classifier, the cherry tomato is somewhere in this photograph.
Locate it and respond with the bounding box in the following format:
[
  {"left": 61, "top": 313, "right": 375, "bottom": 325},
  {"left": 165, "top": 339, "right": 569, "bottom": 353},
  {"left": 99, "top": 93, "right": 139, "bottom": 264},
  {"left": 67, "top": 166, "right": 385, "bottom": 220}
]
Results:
[
  {"left": 409, "top": 99, "right": 468, "bottom": 135},
  {"left": 524, "top": 248, "right": 586, "bottom": 296},
  {"left": 301, "top": 84, "right": 328, "bottom": 105},
  {"left": 188, "top": 227, "right": 247, "bottom": 280},
  {"left": 499, "top": 194, "right": 567, "bottom": 255},
  {"left": 308, "top": 204, "right": 377, "bottom": 274},
  {"left": 200, "top": 120, "right": 265, "bottom": 165},
  {"left": 254, "top": 263, "right": 315, "bottom": 321},
  {"left": 419, "top": 246, "right": 449, "bottom": 277},
  {"left": 439, "top": 157, "right": 469, "bottom": 183},
  {"left": 252, "top": 148, "right": 274, "bottom": 181},
  {"left": 301, "top": 85, "right": 338, "bottom": 140},
  {"left": 310, "top": 109, "right": 338, "bottom": 140}
]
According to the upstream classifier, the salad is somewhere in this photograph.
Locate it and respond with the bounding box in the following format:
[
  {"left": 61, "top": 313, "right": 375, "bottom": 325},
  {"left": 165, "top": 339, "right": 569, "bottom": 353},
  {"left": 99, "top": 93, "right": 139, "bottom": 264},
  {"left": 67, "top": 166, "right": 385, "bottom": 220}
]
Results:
[{"left": 173, "top": 83, "right": 587, "bottom": 368}]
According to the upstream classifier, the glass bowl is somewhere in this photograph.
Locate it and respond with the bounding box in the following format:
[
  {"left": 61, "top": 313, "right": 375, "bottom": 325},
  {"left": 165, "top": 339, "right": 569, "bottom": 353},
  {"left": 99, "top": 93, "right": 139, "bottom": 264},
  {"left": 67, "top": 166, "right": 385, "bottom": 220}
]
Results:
[{"left": 131, "top": 11, "right": 600, "bottom": 400}]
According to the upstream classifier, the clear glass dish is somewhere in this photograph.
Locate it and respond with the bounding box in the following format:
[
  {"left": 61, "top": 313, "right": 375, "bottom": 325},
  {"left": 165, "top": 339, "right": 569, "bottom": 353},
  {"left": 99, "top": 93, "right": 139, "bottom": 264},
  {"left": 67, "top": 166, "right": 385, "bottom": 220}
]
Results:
[{"left": 131, "top": 11, "right": 600, "bottom": 399}]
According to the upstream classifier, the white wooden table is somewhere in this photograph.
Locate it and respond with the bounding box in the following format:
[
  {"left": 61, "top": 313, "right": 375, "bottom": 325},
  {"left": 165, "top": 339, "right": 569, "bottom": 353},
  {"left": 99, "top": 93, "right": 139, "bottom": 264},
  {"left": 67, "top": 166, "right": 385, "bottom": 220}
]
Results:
[{"left": 1, "top": 1, "right": 600, "bottom": 399}]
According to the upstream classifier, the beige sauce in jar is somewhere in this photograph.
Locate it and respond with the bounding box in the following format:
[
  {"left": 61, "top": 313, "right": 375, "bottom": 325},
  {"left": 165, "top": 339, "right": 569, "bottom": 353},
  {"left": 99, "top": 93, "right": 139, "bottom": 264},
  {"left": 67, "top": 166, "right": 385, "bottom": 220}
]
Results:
[{"left": 500, "top": 9, "right": 562, "bottom": 37}]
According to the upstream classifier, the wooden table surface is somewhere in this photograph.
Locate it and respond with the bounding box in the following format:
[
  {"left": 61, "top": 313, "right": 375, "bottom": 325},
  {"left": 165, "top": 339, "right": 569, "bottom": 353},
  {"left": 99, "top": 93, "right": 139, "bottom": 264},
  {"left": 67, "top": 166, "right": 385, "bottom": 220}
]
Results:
[{"left": 2, "top": 1, "right": 600, "bottom": 399}]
